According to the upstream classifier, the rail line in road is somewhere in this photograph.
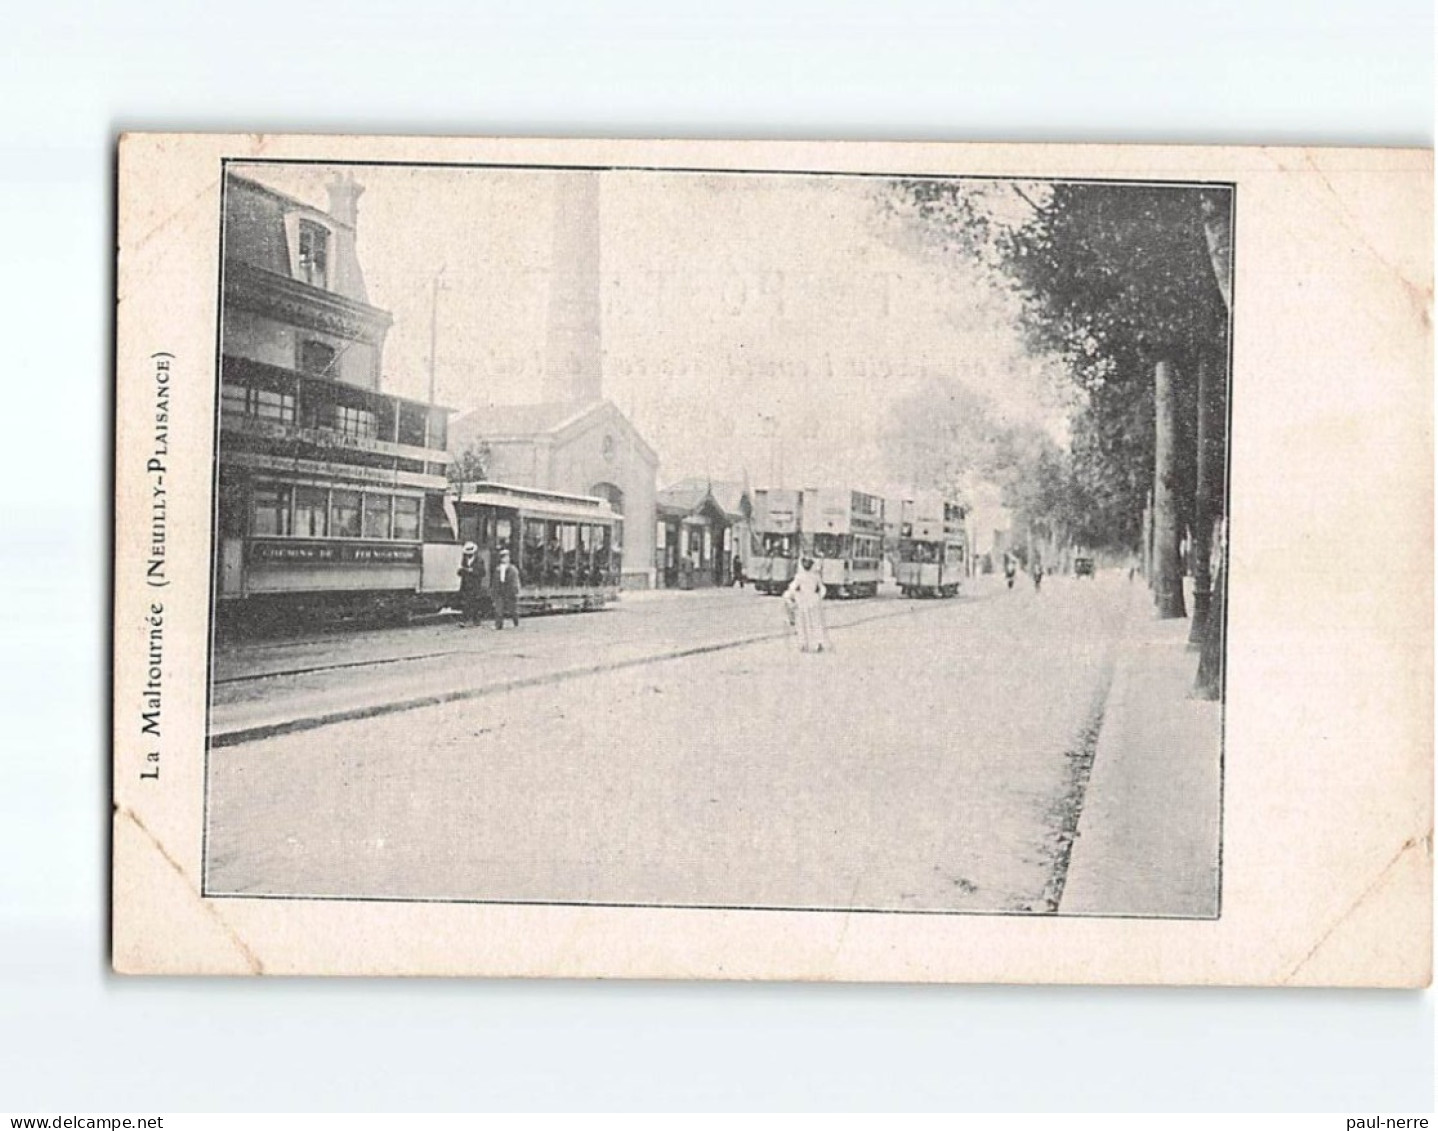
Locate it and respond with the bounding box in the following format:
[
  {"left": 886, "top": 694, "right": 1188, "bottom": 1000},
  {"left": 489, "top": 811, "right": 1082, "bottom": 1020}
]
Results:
[
  {"left": 209, "top": 591, "right": 993, "bottom": 747},
  {"left": 212, "top": 590, "right": 995, "bottom": 688},
  {"left": 214, "top": 648, "right": 469, "bottom": 686}
]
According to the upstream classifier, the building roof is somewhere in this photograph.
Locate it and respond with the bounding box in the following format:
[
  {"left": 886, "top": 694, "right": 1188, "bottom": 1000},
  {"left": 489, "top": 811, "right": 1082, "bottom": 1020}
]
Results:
[
  {"left": 657, "top": 477, "right": 752, "bottom": 521},
  {"left": 656, "top": 479, "right": 712, "bottom": 514},
  {"left": 223, "top": 172, "right": 374, "bottom": 308},
  {"left": 451, "top": 400, "right": 595, "bottom": 438},
  {"left": 660, "top": 477, "right": 751, "bottom": 518},
  {"left": 450, "top": 398, "right": 659, "bottom": 466}
]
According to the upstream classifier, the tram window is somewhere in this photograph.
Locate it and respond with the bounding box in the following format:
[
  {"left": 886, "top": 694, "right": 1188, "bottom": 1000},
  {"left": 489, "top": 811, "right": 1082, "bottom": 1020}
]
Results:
[
  {"left": 560, "top": 523, "right": 578, "bottom": 583},
  {"left": 392, "top": 496, "right": 421, "bottom": 541},
  {"left": 545, "top": 521, "right": 563, "bottom": 583},
  {"left": 578, "top": 525, "right": 593, "bottom": 582},
  {"left": 330, "top": 489, "right": 362, "bottom": 538},
  {"left": 362, "top": 492, "right": 392, "bottom": 539},
  {"left": 423, "top": 494, "right": 456, "bottom": 542},
  {"left": 251, "top": 483, "right": 292, "bottom": 537},
  {"left": 523, "top": 518, "right": 545, "bottom": 575},
  {"left": 293, "top": 486, "right": 329, "bottom": 538}
]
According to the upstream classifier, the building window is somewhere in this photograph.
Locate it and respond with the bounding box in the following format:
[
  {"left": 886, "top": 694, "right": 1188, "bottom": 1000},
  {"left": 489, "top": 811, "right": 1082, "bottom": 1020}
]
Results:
[
  {"left": 221, "top": 384, "right": 250, "bottom": 417},
  {"left": 251, "top": 483, "right": 292, "bottom": 537},
  {"left": 392, "top": 496, "right": 421, "bottom": 541},
  {"left": 297, "top": 220, "right": 329, "bottom": 289},
  {"left": 333, "top": 404, "right": 378, "bottom": 439},
  {"left": 222, "top": 384, "right": 296, "bottom": 425},
  {"left": 300, "top": 339, "right": 338, "bottom": 377},
  {"left": 397, "top": 403, "right": 429, "bottom": 448},
  {"left": 293, "top": 485, "right": 329, "bottom": 538},
  {"left": 253, "top": 387, "right": 296, "bottom": 424},
  {"left": 330, "top": 489, "right": 362, "bottom": 538},
  {"left": 362, "top": 493, "right": 392, "bottom": 539}
]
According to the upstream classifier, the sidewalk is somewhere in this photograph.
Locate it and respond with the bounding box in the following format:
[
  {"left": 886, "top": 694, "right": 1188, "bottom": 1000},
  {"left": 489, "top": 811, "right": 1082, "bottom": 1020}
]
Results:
[{"left": 1059, "top": 580, "right": 1223, "bottom": 918}]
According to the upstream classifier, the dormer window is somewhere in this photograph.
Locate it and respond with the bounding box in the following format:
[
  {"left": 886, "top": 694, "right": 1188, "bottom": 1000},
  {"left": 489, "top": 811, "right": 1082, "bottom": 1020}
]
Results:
[{"left": 297, "top": 220, "right": 329, "bottom": 289}]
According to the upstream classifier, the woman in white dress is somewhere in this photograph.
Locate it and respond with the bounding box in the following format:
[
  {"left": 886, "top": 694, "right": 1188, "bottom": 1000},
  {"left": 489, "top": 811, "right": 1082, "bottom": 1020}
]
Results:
[{"left": 784, "top": 555, "right": 831, "bottom": 653}]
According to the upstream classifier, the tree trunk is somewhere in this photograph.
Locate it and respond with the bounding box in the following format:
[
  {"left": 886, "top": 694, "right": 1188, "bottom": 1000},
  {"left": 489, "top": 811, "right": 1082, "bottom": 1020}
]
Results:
[
  {"left": 1188, "top": 352, "right": 1217, "bottom": 646},
  {"left": 1194, "top": 514, "right": 1226, "bottom": 699},
  {"left": 1142, "top": 490, "right": 1154, "bottom": 585},
  {"left": 1152, "top": 358, "right": 1187, "bottom": 619}
]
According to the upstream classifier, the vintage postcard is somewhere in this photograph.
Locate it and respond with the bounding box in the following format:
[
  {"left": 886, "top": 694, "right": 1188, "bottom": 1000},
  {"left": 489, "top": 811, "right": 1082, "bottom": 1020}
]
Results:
[{"left": 112, "top": 134, "right": 1431, "bottom": 982}]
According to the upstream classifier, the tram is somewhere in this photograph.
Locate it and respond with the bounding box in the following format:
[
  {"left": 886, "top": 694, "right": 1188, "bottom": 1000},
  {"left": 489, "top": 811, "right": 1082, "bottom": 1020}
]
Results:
[
  {"left": 896, "top": 493, "right": 968, "bottom": 598},
  {"left": 450, "top": 481, "right": 622, "bottom": 613},
  {"left": 214, "top": 473, "right": 620, "bottom": 632},
  {"left": 802, "top": 487, "right": 885, "bottom": 599},
  {"left": 748, "top": 488, "right": 803, "bottom": 595}
]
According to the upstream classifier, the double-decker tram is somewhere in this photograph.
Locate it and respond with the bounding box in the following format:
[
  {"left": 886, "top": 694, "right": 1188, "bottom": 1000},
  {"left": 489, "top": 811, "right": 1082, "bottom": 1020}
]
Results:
[
  {"left": 450, "top": 481, "right": 622, "bottom": 613},
  {"left": 213, "top": 356, "right": 463, "bottom": 634},
  {"left": 748, "top": 488, "right": 803, "bottom": 595},
  {"left": 896, "top": 493, "right": 968, "bottom": 598},
  {"left": 802, "top": 487, "right": 885, "bottom": 598},
  {"left": 212, "top": 356, "right": 621, "bottom": 634}
]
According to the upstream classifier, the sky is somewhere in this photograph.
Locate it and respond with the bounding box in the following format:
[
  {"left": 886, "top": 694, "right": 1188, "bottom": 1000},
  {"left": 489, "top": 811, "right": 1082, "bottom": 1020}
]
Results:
[{"left": 233, "top": 162, "right": 1069, "bottom": 489}]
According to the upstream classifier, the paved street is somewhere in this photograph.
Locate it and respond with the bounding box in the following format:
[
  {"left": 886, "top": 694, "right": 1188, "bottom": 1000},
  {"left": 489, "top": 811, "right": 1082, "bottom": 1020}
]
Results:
[{"left": 205, "top": 573, "right": 1145, "bottom": 913}]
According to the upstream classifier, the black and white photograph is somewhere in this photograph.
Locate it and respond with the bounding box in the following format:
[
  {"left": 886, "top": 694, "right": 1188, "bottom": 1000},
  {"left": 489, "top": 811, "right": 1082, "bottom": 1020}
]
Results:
[
  {"left": 198, "top": 160, "right": 1231, "bottom": 919},
  {"left": 110, "top": 134, "right": 1429, "bottom": 990}
]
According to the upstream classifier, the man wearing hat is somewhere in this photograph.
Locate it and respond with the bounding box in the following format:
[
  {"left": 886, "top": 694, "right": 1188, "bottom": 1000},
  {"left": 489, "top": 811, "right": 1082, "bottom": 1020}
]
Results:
[
  {"left": 456, "top": 541, "right": 487, "bottom": 627},
  {"left": 491, "top": 547, "right": 522, "bottom": 630}
]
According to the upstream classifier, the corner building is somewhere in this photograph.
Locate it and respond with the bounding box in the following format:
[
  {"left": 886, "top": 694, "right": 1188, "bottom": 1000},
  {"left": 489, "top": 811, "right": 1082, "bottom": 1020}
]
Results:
[{"left": 214, "top": 171, "right": 455, "bottom": 621}]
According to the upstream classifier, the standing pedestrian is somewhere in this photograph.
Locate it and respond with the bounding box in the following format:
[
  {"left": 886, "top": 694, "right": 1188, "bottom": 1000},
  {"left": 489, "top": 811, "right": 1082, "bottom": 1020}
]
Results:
[
  {"left": 457, "top": 541, "right": 487, "bottom": 627},
  {"left": 783, "top": 555, "right": 831, "bottom": 653},
  {"left": 491, "top": 548, "right": 521, "bottom": 630},
  {"left": 1032, "top": 558, "right": 1044, "bottom": 593},
  {"left": 1004, "top": 554, "right": 1017, "bottom": 590}
]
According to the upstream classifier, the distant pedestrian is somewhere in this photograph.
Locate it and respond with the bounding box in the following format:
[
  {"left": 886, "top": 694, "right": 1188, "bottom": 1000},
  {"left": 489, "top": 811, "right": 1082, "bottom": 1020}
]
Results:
[
  {"left": 457, "top": 542, "right": 487, "bottom": 627},
  {"left": 1032, "top": 559, "right": 1044, "bottom": 593},
  {"left": 732, "top": 552, "right": 746, "bottom": 588},
  {"left": 491, "top": 549, "right": 521, "bottom": 630},
  {"left": 1004, "top": 555, "right": 1017, "bottom": 590},
  {"left": 784, "top": 555, "right": 831, "bottom": 653}
]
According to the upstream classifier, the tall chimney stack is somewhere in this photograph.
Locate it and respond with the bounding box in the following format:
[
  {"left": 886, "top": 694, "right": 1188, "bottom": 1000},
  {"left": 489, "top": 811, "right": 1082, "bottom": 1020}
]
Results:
[
  {"left": 324, "top": 171, "right": 369, "bottom": 304},
  {"left": 543, "top": 172, "right": 603, "bottom": 405}
]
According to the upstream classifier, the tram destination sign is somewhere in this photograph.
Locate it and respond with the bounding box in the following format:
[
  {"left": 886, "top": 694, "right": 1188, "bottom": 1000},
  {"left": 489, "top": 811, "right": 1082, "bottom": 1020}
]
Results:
[{"left": 247, "top": 539, "right": 422, "bottom": 566}]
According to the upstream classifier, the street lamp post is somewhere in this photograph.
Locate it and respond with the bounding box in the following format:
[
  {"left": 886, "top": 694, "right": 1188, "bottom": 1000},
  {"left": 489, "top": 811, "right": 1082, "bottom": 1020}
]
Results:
[{"left": 427, "top": 267, "right": 447, "bottom": 406}]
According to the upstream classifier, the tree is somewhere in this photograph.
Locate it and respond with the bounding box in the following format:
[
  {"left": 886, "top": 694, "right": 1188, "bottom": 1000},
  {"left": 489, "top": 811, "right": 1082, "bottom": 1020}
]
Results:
[
  {"left": 447, "top": 441, "right": 492, "bottom": 501},
  {"left": 880, "top": 378, "right": 1086, "bottom": 566},
  {"left": 889, "top": 178, "right": 1229, "bottom": 614},
  {"left": 888, "top": 176, "right": 1235, "bottom": 698}
]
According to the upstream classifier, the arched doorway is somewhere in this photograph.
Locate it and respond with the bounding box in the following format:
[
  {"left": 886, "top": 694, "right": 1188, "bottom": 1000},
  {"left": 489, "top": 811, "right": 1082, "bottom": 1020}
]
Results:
[
  {"left": 589, "top": 482, "right": 624, "bottom": 514},
  {"left": 590, "top": 482, "right": 625, "bottom": 582}
]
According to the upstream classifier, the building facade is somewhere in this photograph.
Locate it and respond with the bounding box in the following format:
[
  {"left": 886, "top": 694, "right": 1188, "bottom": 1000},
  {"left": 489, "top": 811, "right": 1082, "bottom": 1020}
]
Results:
[
  {"left": 448, "top": 400, "right": 658, "bottom": 589},
  {"left": 655, "top": 479, "right": 752, "bottom": 589},
  {"left": 215, "top": 172, "right": 455, "bottom": 617}
]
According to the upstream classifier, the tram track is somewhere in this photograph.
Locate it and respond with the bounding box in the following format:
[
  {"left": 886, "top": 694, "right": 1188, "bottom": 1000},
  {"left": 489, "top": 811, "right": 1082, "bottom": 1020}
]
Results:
[
  {"left": 209, "top": 589, "right": 997, "bottom": 746},
  {"left": 214, "top": 648, "right": 469, "bottom": 686},
  {"left": 214, "top": 589, "right": 996, "bottom": 688}
]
